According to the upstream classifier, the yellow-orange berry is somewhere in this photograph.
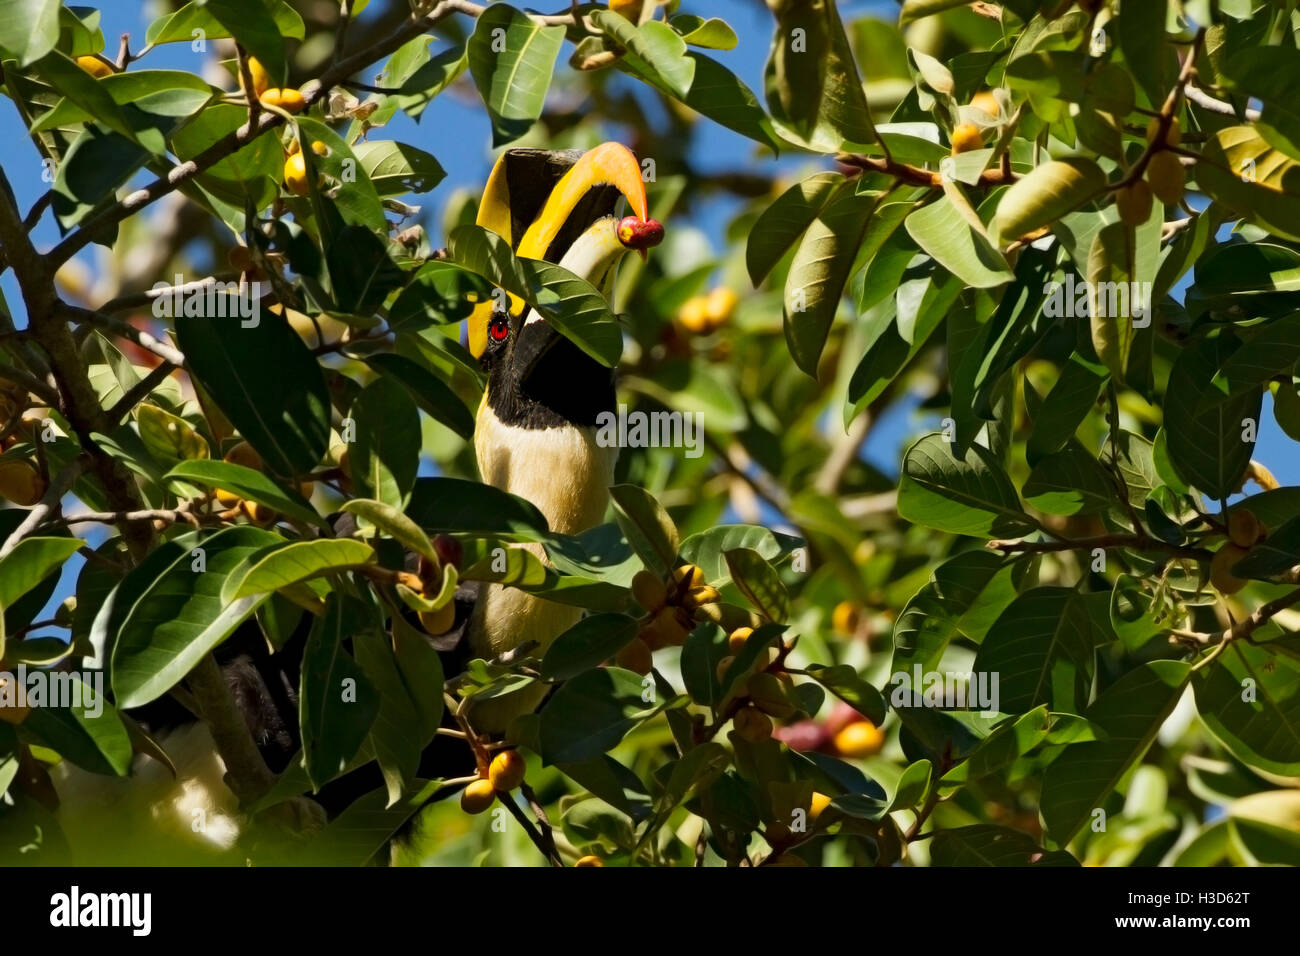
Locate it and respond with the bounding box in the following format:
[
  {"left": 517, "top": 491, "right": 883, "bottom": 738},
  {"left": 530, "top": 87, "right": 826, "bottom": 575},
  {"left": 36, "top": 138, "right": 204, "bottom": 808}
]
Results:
[
  {"left": 460, "top": 778, "right": 496, "bottom": 814},
  {"left": 488, "top": 750, "right": 526, "bottom": 791},
  {"left": 834, "top": 720, "right": 885, "bottom": 758}
]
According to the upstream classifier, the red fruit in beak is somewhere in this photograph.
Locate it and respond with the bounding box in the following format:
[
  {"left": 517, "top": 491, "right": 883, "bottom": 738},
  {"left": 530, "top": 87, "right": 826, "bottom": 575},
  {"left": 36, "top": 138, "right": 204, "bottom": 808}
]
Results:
[{"left": 617, "top": 216, "right": 665, "bottom": 258}]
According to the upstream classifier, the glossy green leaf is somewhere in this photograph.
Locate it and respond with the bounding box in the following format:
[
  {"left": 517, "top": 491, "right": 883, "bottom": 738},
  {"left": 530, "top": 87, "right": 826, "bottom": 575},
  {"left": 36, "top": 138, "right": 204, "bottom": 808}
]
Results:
[{"left": 467, "top": 3, "right": 565, "bottom": 146}]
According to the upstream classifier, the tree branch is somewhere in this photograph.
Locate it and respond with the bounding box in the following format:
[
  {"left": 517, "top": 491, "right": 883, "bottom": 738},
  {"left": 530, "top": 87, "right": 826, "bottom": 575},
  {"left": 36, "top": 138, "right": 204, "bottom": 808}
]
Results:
[{"left": 987, "top": 533, "right": 1212, "bottom": 562}]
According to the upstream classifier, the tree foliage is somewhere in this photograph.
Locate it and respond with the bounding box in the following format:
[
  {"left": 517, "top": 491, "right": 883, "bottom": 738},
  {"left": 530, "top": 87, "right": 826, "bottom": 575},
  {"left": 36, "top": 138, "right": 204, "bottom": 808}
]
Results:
[{"left": 1, "top": 0, "right": 1300, "bottom": 867}]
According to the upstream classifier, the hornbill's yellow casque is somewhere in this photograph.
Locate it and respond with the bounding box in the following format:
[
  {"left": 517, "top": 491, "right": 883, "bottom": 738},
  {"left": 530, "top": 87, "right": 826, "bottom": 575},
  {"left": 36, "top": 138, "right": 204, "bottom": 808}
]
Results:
[{"left": 463, "top": 143, "right": 662, "bottom": 718}]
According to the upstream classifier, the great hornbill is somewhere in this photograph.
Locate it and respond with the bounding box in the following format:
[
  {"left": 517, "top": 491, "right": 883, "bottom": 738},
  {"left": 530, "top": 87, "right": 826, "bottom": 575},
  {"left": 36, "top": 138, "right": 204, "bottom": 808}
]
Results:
[
  {"left": 34, "top": 143, "right": 663, "bottom": 862},
  {"left": 459, "top": 142, "right": 662, "bottom": 729}
]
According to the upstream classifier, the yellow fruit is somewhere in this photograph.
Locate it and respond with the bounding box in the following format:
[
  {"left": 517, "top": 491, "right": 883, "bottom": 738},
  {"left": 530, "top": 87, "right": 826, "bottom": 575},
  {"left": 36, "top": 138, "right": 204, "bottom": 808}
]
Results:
[
  {"left": 834, "top": 720, "right": 885, "bottom": 758},
  {"left": 747, "top": 672, "right": 796, "bottom": 719},
  {"left": 574, "top": 855, "right": 605, "bottom": 867},
  {"left": 284, "top": 152, "right": 309, "bottom": 197},
  {"left": 0, "top": 675, "right": 30, "bottom": 725},
  {"left": 225, "top": 441, "right": 262, "bottom": 469},
  {"left": 950, "top": 122, "right": 984, "bottom": 154},
  {"left": 609, "top": 0, "right": 643, "bottom": 21},
  {"left": 1146, "top": 151, "right": 1186, "bottom": 206},
  {"left": 1116, "top": 180, "right": 1153, "bottom": 226},
  {"left": 615, "top": 637, "right": 654, "bottom": 675},
  {"left": 650, "top": 606, "right": 691, "bottom": 648},
  {"left": 733, "top": 705, "right": 773, "bottom": 742},
  {"left": 673, "top": 564, "right": 707, "bottom": 592},
  {"left": 460, "top": 778, "right": 496, "bottom": 814},
  {"left": 677, "top": 296, "right": 712, "bottom": 334},
  {"left": 703, "top": 287, "right": 738, "bottom": 326},
  {"left": 260, "top": 87, "right": 307, "bottom": 114},
  {"left": 809, "top": 791, "right": 832, "bottom": 822},
  {"left": 683, "top": 585, "right": 720, "bottom": 609},
  {"left": 241, "top": 499, "right": 278, "bottom": 526},
  {"left": 418, "top": 601, "right": 456, "bottom": 636},
  {"left": 0, "top": 459, "right": 45, "bottom": 506},
  {"left": 1147, "top": 115, "right": 1181, "bottom": 147},
  {"left": 488, "top": 750, "right": 526, "bottom": 791},
  {"left": 76, "top": 55, "right": 113, "bottom": 79},
  {"left": 728, "top": 626, "right": 754, "bottom": 655},
  {"left": 1228, "top": 509, "right": 1263, "bottom": 548},
  {"left": 831, "top": 600, "right": 861, "bottom": 636},
  {"left": 970, "top": 90, "right": 1000, "bottom": 118},
  {"left": 244, "top": 56, "right": 270, "bottom": 96},
  {"left": 1210, "top": 544, "right": 1248, "bottom": 595},
  {"left": 631, "top": 569, "right": 667, "bottom": 612},
  {"left": 311, "top": 140, "right": 329, "bottom": 156}
]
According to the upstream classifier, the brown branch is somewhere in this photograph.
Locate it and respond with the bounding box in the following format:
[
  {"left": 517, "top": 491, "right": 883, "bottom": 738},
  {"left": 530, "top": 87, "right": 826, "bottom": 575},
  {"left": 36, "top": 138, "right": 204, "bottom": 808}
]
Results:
[
  {"left": 186, "top": 654, "right": 275, "bottom": 806},
  {"left": 836, "top": 151, "right": 1019, "bottom": 189},
  {"left": 987, "top": 533, "right": 1212, "bottom": 562},
  {"left": 105, "top": 361, "right": 177, "bottom": 423},
  {"left": 1178, "top": 587, "right": 1300, "bottom": 648}
]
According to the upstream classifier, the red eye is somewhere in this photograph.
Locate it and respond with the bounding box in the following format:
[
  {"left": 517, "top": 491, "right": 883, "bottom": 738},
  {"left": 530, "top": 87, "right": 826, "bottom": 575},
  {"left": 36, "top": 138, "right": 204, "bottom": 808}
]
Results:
[{"left": 489, "top": 315, "right": 509, "bottom": 342}]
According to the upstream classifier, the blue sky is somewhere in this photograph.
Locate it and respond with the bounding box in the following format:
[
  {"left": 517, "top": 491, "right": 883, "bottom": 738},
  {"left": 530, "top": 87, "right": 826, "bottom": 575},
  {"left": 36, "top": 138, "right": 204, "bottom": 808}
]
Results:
[{"left": 2, "top": 0, "right": 1296, "bottom": 630}]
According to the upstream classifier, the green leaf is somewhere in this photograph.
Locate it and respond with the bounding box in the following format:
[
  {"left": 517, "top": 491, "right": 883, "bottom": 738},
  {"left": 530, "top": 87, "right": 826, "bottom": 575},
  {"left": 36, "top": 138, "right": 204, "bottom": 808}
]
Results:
[
  {"left": 448, "top": 224, "right": 621, "bottom": 368},
  {"left": 992, "top": 158, "right": 1106, "bottom": 245},
  {"left": 677, "top": 525, "right": 799, "bottom": 587},
  {"left": 891, "top": 549, "right": 1021, "bottom": 674},
  {"left": 232, "top": 539, "right": 375, "bottom": 599},
  {"left": 1023, "top": 442, "right": 1118, "bottom": 516},
  {"left": 0, "top": 0, "right": 59, "bottom": 66},
  {"left": 942, "top": 706, "right": 1052, "bottom": 784},
  {"left": 407, "top": 476, "right": 549, "bottom": 541},
  {"left": 145, "top": 0, "right": 304, "bottom": 48},
  {"left": 175, "top": 309, "right": 330, "bottom": 479},
  {"left": 136, "top": 403, "right": 209, "bottom": 463},
  {"left": 898, "top": 432, "right": 1037, "bottom": 538},
  {"left": 351, "top": 140, "right": 446, "bottom": 196},
  {"left": 294, "top": 117, "right": 388, "bottom": 236},
  {"left": 348, "top": 377, "right": 421, "bottom": 508},
  {"left": 899, "top": 0, "right": 970, "bottom": 25},
  {"left": 325, "top": 226, "right": 405, "bottom": 316},
  {"left": 23, "top": 678, "right": 132, "bottom": 777},
  {"left": 784, "top": 181, "right": 876, "bottom": 375},
  {"left": 1164, "top": 333, "right": 1261, "bottom": 499},
  {"left": 1195, "top": 641, "right": 1300, "bottom": 775},
  {"left": 1196, "top": 126, "right": 1300, "bottom": 242},
  {"left": 354, "top": 625, "right": 422, "bottom": 804},
  {"left": 195, "top": 0, "right": 287, "bottom": 85},
  {"left": 804, "top": 663, "right": 886, "bottom": 725},
  {"left": 1040, "top": 660, "right": 1191, "bottom": 842},
  {"left": 112, "top": 526, "right": 282, "bottom": 708},
  {"left": 746, "top": 172, "right": 842, "bottom": 287},
  {"left": 1026, "top": 353, "right": 1107, "bottom": 465},
  {"left": 972, "top": 588, "right": 1094, "bottom": 714},
  {"left": 723, "top": 547, "right": 789, "bottom": 623},
  {"left": 540, "top": 613, "right": 640, "bottom": 682},
  {"left": 341, "top": 498, "right": 434, "bottom": 561},
  {"left": 670, "top": 15, "right": 738, "bottom": 50},
  {"left": 33, "top": 50, "right": 157, "bottom": 151},
  {"left": 466, "top": 3, "right": 565, "bottom": 146},
  {"left": 0, "top": 537, "right": 80, "bottom": 609},
  {"left": 537, "top": 667, "right": 668, "bottom": 765},
  {"left": 1230, "top": 516, "right": 1300, "bottom": 580},
  {"left": 363, "top": 353, "right": 474, "bottom": 441},
  {"left": 930, "top": 825, "right": 1077, "bottom": 866},
  {"left": 1116, "top": 0, "right": 1168, "bottom": 107},
  {"left": 32, "top": 69, "right": 215, "bottom": 131},
  {"left": 299, "top": 594, "right": 379, "bottom": 790},
  {"left": 763, "top": 0, "right": 875, "bottom": 151},
  {"left": 1200, "top": 312, "right": 1300, "bottom": 411},
  {"left": 391, "top": 614, "right": 445, "bottom": 744},
  {"left": 392, "top": 42, "right": 467, "bottom": 120},
  {"left": 591, "top": 11, "right": 695, "bottom": 98},
  {"left": 609, "top": 484, "right": 679, "bottom": 576},
  {"left": 165, "top": 459, "right": 321, "bottom": 527},
  {"left": 904, "top": 184, "right": 1013, "bottom": 289}
]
